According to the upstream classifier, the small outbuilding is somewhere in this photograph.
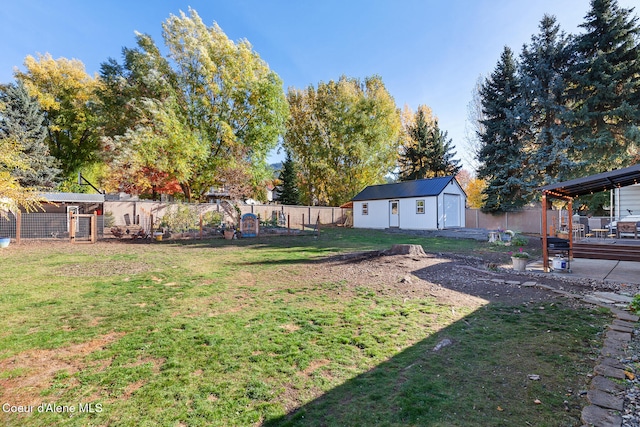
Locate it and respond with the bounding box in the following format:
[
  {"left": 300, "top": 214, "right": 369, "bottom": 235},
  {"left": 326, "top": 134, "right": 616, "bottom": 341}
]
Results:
[{"left": 351, "top": 176, "right": 466, "bottom": 230}]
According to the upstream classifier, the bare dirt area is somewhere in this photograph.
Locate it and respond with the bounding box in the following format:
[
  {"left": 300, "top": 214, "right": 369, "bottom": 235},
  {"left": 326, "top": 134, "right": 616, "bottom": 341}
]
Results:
[{"left": 307, "top": 249, "right": 590, "bottom": 309}]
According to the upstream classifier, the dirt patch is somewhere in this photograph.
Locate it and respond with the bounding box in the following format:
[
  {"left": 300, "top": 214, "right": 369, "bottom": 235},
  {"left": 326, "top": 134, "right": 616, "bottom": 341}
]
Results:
[
  {"left": 0, "top": 332, "right": 124, "bottom": 407},
  {"left": 258, "top": 245, "right": 613, "bottom": 309}
]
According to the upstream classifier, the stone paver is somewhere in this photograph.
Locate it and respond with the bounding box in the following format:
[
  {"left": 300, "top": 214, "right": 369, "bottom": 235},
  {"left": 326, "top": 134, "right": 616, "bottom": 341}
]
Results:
[
  {"left": 598, "top": 357, "right": 624, "bottom": 370},
  {"left": 609, "top": 323, "right": 635, "bottom": 333},
  {"left": 581, "top": 404, "right": 623, "bottom": 427},
  {"left": 606, "top": 330, "right": 632, "bottom": 342},
  {"left": 590, "top": 375, "right": 625, "bottom": 393},
  {"left": 587, "top": 389, "right": 624, "bottom": 411},
  {"left": 593, "top": 292, "right": 635, "bottom": 303},
  {"left": 594, "top": 364, "right": 626, "bottom": 379},
  {"left": 610, "top": 309, "right": 639, "bottom": 322}
]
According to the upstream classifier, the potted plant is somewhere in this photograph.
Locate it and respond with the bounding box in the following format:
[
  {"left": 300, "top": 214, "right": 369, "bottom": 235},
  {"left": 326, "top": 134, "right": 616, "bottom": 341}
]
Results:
[
  {"left": 510, "top": 248, "right": 530, "bottom": 271},
  {"left": 223, "top": 223, "right": 235, "bottom": 240}
]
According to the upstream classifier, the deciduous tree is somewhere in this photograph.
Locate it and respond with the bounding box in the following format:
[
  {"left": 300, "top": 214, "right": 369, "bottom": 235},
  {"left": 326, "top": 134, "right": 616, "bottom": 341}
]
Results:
[
  {"left": 99, "top": 9, "right": 289, "bottom": 201},
  {"left": 15, "top": 53, "right": 103, "bottom": 180},
  {"left": 284, "top": 75, "right": 400, "bottom": 206}
]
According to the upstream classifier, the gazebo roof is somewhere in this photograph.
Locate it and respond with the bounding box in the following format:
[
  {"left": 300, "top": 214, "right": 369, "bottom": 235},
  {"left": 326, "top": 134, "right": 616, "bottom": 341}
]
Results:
[{"left": 540, "top": 164, "right": 640, "bottom": 199}]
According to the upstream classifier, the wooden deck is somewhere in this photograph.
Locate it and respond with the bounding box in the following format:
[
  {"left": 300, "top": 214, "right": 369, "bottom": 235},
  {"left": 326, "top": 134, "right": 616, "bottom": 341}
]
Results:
[{"left": 572, "top": 238, "right": 640, "bottom": 262}]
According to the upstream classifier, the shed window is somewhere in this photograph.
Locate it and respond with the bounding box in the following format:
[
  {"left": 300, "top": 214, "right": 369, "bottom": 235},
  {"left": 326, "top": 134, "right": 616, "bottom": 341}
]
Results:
[
  {"left": 416, "top": 200, "right": 425, "bottom": 214},
  {"left": 362, "top": 203, "right": 368, "bottom": 215}
]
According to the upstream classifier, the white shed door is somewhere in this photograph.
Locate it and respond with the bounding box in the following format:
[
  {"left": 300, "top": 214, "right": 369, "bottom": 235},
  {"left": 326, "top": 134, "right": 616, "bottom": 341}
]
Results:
[
  {"left": 444, "top": 194, "right": 460, "bottom": 228},
  {"left": 389, "top": 200, "right": 399, "bottom": 227}
]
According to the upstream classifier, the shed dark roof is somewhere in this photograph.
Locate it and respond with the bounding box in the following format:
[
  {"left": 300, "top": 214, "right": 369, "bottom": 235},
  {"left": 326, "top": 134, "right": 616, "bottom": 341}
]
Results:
[
  {"left": 352, "top": 176, "right": 457, "bottom": 201},
  {"left": 41, "top": 192, "right": 105, "bottom": 203},
  {"left": 540, "top": 164, "right": 640, "bottom": 199}
]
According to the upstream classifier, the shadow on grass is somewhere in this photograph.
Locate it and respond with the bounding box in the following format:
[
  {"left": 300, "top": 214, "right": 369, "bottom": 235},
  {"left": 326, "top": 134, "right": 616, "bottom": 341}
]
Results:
[{"left": 262, "top": 261, "right": 608, "bottom": 427}]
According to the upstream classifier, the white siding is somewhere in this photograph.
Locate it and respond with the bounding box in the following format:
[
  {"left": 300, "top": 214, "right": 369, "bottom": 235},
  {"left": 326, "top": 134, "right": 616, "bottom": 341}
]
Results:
[
  {"left": 353, "top": 179, "right": 467, "bottom": 230},
  {"left": 398, "top": 197, "right": 439, "bottom": 229},
  {"left": 354, "top": 197, "right": 439, "bottom": 230},
  {"left": 353, "top": 200, "right": 388, "bottom": 229},
  {"left": 617, "top": 185, "right": 640, "bottom": 218},
  {"left": 437, "top": 180, "right": 466, "bottom": 228}
]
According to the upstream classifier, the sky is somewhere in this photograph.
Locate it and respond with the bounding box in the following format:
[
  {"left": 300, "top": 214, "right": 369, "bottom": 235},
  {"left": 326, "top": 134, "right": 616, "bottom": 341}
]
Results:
[{"left": 1, "top": 0, "right": 638, "bottom": 171}]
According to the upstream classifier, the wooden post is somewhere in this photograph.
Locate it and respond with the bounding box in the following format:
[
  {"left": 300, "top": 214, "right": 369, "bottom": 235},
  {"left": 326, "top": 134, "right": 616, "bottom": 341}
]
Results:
[
  {"left": 302, "top": 214, "right": 305, "bottom": 231},
  {"left": 287, "top": 214, "right": 290, "bottom": 235},
  {"left": 541, "top": 193, "right": 549, "bottom": 272},
  {"left": 16, "top": 211, "right": 21, "bottom": 244},
  {"left": 567, "top": 200, "right": 573, "bottom": 260},
  {"left": 69, "top": 212, "right": 76, "bottom": 243},
  {"left": 91, "top": 212, "right": 97, "bottom": 244},
  {"left": 316, "top": 214, "right": 320, "bottom": 238}
]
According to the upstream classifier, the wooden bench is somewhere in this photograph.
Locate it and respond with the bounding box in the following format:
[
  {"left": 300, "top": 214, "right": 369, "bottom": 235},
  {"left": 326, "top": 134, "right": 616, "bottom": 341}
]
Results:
[{"left": 617, "top": 221, "right": 639, "bottom": 239}]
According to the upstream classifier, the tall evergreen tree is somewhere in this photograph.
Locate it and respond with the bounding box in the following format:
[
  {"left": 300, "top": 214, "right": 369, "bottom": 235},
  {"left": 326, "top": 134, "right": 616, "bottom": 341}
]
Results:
[
  {"left": 0, "top": 81, "right": 60, "bottom": 189},
  {"left": 520, "top": 15, "right": 575, "bottom": 186},
  {"left": 477, "top": 47, "right": 531, "bottom": 213},
  {"left": 569, "top": 0, "right": 640, "bottom": 173},
  {"left": 399, "top": 108, "right": 432, "bottom": 180},
  {"left": 399, "top": 109, "right": 460, "bottom": 181},
  {"left": 276, "top": 151, "right": 300, "bottom": 205}
]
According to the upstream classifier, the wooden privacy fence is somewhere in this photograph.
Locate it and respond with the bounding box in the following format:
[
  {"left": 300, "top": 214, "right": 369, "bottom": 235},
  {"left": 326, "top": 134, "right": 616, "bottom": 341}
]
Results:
[{"left": 465, "top": 208, "right": 582, "bottom": 235}]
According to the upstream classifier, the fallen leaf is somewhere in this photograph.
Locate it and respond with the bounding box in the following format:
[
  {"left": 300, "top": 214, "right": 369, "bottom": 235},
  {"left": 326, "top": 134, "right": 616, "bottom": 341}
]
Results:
[
  {"left": 497, "top": 406, "right": 504, "bottom": 412},
  {"left": 534, "top": 399, "right": 542, "bottom": 405},
  {"left": 625, "top": 371, "right": 635, "bottom": 380}
]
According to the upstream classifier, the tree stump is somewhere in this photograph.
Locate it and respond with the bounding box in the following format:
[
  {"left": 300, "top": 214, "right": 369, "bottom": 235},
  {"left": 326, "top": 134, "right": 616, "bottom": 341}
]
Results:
[{"left": 384, "top": 244, "right": 427, "bottom": 257}]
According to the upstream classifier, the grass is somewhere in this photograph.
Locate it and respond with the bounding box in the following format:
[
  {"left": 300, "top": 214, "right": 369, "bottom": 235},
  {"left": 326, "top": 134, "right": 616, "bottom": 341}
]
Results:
[{"left": 0, "top": 228, "right": 606, "bottom": 426}]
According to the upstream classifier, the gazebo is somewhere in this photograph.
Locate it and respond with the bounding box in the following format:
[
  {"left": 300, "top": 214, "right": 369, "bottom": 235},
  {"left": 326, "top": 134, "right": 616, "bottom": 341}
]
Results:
[{"left": 540, "top": 164, "right": 640, "bottom": 271}]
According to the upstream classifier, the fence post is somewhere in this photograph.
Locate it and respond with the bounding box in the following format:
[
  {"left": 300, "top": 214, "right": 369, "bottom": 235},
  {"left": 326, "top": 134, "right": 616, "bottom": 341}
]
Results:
[
  {"left": 91, "top": 212, "right": 97, "bottom": 244},
  {"left": 302, "top": 214, "right": 305, "bottom": 231},
  {"left": 69, "top": 212, "right": 76, "bottom": 243},
  {"left": 16, "top": 211, "right": 21, "bottom": 244}
]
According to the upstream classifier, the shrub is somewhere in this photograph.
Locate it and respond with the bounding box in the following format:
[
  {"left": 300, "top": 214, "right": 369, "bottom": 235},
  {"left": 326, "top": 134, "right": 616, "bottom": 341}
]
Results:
[
  {"left": 202, "top": 210, "right": 223, "bottom": 228},
  {"left": 630, "top": 294, "right": 640, "bottom": 314},
  {"left": 160, "top": 203, "right": 200, "bottom": 233}
]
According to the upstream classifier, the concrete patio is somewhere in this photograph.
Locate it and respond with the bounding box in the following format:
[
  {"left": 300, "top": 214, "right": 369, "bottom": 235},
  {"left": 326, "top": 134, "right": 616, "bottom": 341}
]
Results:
[{"left": 527, "top": 257, "right": 640, "bottom": 285}]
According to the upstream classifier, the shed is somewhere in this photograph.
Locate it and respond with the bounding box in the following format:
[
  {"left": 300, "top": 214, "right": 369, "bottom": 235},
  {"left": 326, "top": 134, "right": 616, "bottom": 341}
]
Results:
[{"left": 351, "top": 176, "right": 466, "bottom": 230}]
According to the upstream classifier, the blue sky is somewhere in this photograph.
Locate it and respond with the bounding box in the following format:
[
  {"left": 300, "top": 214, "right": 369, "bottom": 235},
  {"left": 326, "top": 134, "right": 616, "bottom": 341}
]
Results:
[{"left": 1, "top": 0, "right": 638, "bottom": 170}]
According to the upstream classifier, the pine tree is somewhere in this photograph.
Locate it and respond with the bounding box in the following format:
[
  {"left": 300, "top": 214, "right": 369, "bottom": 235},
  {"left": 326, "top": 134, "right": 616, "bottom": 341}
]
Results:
[
  {"left": 276, "top": 151, "right": 300, "bottom": 205},
  {"left": 520, "top": 14, "right": 575, "bottom": 186},
  {"left": 399, "top": 109, "right": 461, "bottom": 181},
  {"left": 477, "top": 47, "right": 532, "bottom": 213},
  {"left": 569, "top": 0, "right": 640, "bottom": 173},
  {"left": 427, "top": 121, "right": 461, "bottom": 178},
  {"left": 0, "top": 81, "right": 60, "bottom": 189}
]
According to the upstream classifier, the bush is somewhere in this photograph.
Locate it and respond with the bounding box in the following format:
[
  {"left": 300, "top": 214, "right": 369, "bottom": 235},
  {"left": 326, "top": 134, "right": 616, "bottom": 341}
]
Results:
[
  {"left": 630, "top": 294, "right": 640, "bottom": 314},
  {"left": 202, "top": 210, "right": 223, "bottom": 228},
  {"left": 511, "top": 235, "right": 528, "bottom": 246},
  {"left": 160, "top": 203, "right": 200, "bottom": 233},
  {"left": 103, "top": 211, "right": 115, "bottom": 228}
]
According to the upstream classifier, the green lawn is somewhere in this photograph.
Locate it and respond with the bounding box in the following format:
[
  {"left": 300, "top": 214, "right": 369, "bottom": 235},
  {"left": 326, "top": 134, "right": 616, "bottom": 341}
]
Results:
[{"left": 0, "top": 228, "right": 607, "bottom": 426}]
